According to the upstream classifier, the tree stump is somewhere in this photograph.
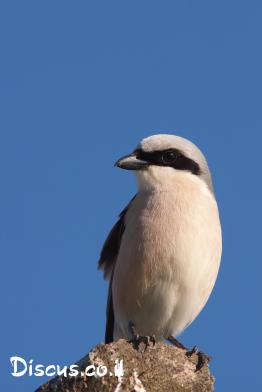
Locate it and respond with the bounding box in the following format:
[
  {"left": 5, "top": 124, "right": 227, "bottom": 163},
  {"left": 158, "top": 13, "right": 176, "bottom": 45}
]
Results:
[{"left": 36, "top": 339, "right": 214, "bottom": 392}]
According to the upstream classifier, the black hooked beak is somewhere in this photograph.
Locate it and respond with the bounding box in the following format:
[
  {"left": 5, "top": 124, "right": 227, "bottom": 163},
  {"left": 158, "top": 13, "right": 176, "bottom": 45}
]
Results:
[{"left": 115, "top": 151, "right": 148, "bottom": 170}]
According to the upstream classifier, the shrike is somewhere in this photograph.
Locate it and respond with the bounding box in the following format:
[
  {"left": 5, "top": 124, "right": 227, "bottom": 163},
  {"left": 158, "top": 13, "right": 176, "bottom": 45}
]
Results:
[{"left": 98, "top": 134, "right": 222, "bottom": 366}]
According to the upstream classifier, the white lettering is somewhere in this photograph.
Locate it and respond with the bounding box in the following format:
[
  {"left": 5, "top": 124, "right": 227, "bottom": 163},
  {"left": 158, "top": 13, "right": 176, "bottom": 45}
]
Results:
[
  {"left": 85, "top": 365, "right": 95, "bottom": 376},
  {"left": 45, "top": 365, "right": 56, "bottom": 377},
  {"left": 34, "top": 364, "right": 45, "bottom": 377},
  {"left": 10, "top": 356, "right": 28, "bottom": 377},
  {"left": 69, "top": 365, "right": 79, "bottom": 377},
  {"left": 57, "top": 365, "right": 68, "bottom": 377},
  {"left": 96, "top": 365, "right": 107, "bottom": 377}
]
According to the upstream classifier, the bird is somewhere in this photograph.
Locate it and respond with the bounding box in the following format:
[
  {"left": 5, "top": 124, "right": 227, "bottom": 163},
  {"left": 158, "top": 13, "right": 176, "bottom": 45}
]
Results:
[{"left": 98, "top": 134, "right": 222, "bottom": 366}]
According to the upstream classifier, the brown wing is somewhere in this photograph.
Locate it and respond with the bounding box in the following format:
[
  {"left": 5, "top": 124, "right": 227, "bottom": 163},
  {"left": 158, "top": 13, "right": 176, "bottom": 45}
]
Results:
[{"left": 98, "top": 195, "right": 136, "bottom": 343}]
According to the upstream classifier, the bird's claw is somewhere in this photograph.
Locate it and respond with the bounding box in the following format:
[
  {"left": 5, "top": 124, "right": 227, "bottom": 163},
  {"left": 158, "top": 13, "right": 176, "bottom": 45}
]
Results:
[
  {"left": 186, "top": 345, "right": 198, "bottom": 357},
  {"left": 129, "top": 334, "right": 156, "bottom": 351},
  {"left": 128, "top": 322, "right": 155, "bottom": 351},
  {"left": 168, "top": 336, "right": 187, "bottom": 350},
  {"left": 186, "top": 346, "right": 212, "bottom": 371}
]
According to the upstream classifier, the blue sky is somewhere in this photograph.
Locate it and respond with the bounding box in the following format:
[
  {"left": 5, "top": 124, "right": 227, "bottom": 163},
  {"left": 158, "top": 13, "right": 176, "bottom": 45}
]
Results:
[{"left": 0, "top": 1, "right": 261, "bottom": 390}]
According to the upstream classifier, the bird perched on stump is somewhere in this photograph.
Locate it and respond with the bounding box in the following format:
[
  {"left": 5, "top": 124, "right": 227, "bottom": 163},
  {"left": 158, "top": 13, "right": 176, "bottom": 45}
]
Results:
[{"left": 98, "top": 134, "right": 222, "bottom": 368}]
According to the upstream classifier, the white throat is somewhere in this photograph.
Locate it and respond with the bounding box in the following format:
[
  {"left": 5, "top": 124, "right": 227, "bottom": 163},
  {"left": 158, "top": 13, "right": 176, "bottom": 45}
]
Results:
[{"left": 135, "top": 166, "right": 209, "bottom": 193}]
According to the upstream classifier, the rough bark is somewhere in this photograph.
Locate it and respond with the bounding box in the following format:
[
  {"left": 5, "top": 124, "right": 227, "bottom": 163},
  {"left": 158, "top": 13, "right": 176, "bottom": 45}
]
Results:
[{"left": 36, "top": 339, "right": 214, "bottom": 392}]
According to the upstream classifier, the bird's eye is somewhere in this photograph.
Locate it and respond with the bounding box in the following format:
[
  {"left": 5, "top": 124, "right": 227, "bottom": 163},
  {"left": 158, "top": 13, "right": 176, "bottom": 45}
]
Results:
[{"left": 162, "top": 150, "right": 177, "bottom": 164}]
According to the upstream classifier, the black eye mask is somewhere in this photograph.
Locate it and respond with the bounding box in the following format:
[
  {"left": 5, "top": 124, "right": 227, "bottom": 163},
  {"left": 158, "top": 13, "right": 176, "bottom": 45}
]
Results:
[{"left": 135, "top": 148, "right": 201, "bottom": 175}]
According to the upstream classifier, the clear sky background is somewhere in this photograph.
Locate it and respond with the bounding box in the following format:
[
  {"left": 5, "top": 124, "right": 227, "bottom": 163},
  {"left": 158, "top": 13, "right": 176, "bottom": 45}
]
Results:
[{"left": 0, "top": 1, "right": 261, "bottom": 391}]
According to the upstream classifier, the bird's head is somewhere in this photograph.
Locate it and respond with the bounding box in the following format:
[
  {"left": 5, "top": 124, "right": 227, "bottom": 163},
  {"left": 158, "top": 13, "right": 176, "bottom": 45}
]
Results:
[{"left": 115, "top": 134, "right": 213, "bottom": 192}]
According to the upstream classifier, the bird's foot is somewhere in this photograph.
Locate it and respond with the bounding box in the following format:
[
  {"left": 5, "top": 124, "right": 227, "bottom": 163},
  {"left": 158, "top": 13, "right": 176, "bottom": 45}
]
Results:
[
  {"left": 129, "top": 334, "right": 156, "bottom": 351},
  {"left": 167, "top": 336, "right": 188, "bottom": 350},
  {"left": 186, "top": 346, "right": 212, "bottom": 371},
  {"left": 128, "top": 322, "right": 156, "bottom": 351}
]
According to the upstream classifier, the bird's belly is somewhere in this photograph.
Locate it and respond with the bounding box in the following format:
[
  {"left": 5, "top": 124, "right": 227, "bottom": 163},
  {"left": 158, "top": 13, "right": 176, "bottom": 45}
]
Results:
[{"left": 112, "top": 190, "right": 222, "bottom": 339}]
